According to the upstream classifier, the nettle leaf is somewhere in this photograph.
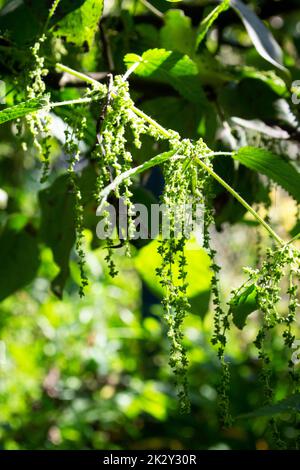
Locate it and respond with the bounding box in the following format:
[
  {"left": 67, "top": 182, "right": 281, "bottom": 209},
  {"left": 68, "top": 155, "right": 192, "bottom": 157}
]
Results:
[
  {"left": 0, "top": 1, "right": 86, "bottom": 44},
  {"left": 0, "top": 215, "right": 40, "bottom": 301},
  {"left": 39, "top": 174, "right": 76, "bottom": 298},
  {"left": 196, "top": 0, "right": 230, "bottom": 49},
  {"left": 230, "top": 0, "right": 287, "bottom": 72},
  {"left": 0, "top": 97, "right": 49, "bottom": 125},
  {"left": 230, "top": 284, "right": 258, "bottom": 330},
  {"left": 160, "top": 10, "right": 195, "bottom": 56},
  {"left": 124, "top": 49, "right": 207, "bottom": 105},
  {"left": 234, "top": 147, "right": 300, "bottom": 203},
  {"left": 238, "top": 393, "right": 300, "bottom": 420},
  {"left": 219, "top": 79, "right": 280, "bottom": 122},
  {"left": 142, "top": 97, "right": 201, "bottom": 138},
  {"left": 236, "top": 68, "right": 287, "bottom": 96},
  {"left": 54, "top": 0, "right": 104, "bottom": 47}
]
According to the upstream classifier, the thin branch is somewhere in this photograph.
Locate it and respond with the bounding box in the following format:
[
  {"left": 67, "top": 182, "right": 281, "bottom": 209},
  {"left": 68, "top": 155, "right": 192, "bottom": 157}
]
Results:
[
  {"left": 128, "top": 106, "right": 171, "bottom": 139},
  {"left": 56, "top": 63, "right": 103, "bottom": 89},
  {"left": 122, "top": 62, "right": 141, "bottom": 82},
  {"left": 287, "top": 232, "right": 300, "bottom": 245},
  {"left": 194, "top": 156, "right": 285, "bottom": 246},
  {"left": 58, "top": 71, "right": 108, "bottom": 88},
  {"left": 139, "top": 0, "right": 164, "bottom": 19},
  {"left": 51, "top": 97, "right": 94, "bottom": 107}
]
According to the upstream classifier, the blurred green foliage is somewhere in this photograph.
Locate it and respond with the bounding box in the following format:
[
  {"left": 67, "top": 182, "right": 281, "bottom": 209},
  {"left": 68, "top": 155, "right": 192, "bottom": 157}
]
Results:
[{"left": 0, "top": 0, "right": 300, "bottom": 450}]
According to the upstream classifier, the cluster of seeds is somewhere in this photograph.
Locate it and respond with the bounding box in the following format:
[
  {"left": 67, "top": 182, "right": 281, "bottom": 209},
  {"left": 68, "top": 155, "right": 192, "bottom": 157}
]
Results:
[
  {"left": 25, "top": 35, "right": 52, "bottom": 182},
  {"left": 94, "top": 75, "right": 170, "bottom": 275},
  {"left": 95, "top": 81, "right": 298, "bottom": 424},
  {"left": 156, "top": 138, "right": 232, "bottom": 414},
  {"left": 156, "top": 145, "right": 192, "bottom": 413},
  {"left": 229, "top": 244, "right": 300, "bottom": 444},
  {"left": 64, "top": 113, "right": 89, "bottom": 297}
]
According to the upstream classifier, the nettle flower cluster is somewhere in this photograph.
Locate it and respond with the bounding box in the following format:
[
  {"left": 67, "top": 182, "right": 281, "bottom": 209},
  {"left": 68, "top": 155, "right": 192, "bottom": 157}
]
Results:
[
  {"left": 230, "top": 244, "right": 300, "bottom": 445},
  {"left": 25, "top": 35, "right": 52, "bottom": 183},
  {"left": 22, "top": 37, "right": 300, "bottom": 430},
  {"left": 87, "top": 76, "right": 300, "bottom": 428},
  {"left": 93, "top": 76, "right": 233, "bottom": 414}
]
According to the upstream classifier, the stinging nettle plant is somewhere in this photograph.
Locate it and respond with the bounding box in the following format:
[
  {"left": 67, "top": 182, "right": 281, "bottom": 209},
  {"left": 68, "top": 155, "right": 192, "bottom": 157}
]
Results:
[{"left": 1, "top": 0, "right": 300, "bottom": 446}]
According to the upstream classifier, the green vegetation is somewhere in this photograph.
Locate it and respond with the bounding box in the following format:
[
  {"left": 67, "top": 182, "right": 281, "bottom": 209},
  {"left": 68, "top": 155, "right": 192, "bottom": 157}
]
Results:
[{"left": 0, "top": 0, "right": 300, "bottom": 450}]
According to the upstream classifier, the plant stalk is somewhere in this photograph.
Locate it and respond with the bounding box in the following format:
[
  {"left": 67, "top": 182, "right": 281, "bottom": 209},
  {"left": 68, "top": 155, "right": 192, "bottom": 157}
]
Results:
[
  {"left": 51, "top": 97, "right": 93, "bottom": 107},
  {"left": 195, "top": 156, "right": 284, "bottom": 246},
  {"left": 287, "top": 232, "right": 300, "bottom": 245}
]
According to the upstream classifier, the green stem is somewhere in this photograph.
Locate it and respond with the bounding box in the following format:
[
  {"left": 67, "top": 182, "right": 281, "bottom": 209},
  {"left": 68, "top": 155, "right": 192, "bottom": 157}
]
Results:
[
  {"left": 51, "top": 97, "right": 93, "bottom": 107},
  {"left": 129, "top": 107, "right": 171, "bottom": 139},
  {"left": 139, "top": 0, "right": 164, "bottom": 18},
  {"left": 287, "top": 232, "right": 300, "bottom": 245},
  {"left": 54, "top": 62, "right": 285, "bottom": 246},
  {"left": 195, "top": 156, "right": 285, "bottom": 246},
  {"left": 56, "top": 63, "right": 102, "bottom": 88}
]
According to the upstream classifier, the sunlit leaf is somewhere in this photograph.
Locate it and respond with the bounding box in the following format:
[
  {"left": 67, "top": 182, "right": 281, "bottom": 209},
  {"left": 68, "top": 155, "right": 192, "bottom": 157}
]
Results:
[
  {"left": 0, "top": 0, "right": 87, "bottom": 44},
  {"left": 160, "top": 10, "right": 195, "bottom": 56},
  {"left": 231, "top": 0, "right": 287, "bottom": 72},
  {"left": 54, "top": 0, "right": 104, "bottom": 46},
  {"left": 234, "top": 147, "right": 300, "bottom": 202},
  {"left": 196, "top": 0, "right": 230, "bottom": 49},
  {"left": 125, "top": 49, "right": 207, "bottom": 105},
  {"left": 230, "top": 284, "right": 258, "bottom": 330},
  {"left": 0, "top": 97, "right": 48, "bottom": 125},
  {"left": 236, "top": 68, "right": 287, "bottom": 96},
  {"left": 135, "top": 238, "right": 212, "bottom": 300}
]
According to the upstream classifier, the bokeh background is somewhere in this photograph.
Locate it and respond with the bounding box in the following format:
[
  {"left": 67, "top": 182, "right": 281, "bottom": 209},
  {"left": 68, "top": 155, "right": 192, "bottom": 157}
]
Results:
[{"left": 0, "top": 0, "right": 300, "bottom": 450}]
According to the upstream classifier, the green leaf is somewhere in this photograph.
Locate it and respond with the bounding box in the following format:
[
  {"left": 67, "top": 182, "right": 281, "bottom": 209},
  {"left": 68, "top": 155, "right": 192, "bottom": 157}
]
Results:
[
  {"left": 39, "top": 175, "right": 76, "bottom": 298},
  {"left": 141, "top": 96, "right": 217, "bottom": 144},
  {"left": 238, "top": 393, "right": 300, "bottom": 420},
  {"left": 141, "top": 97, "right": 201, "bottom": 138},
  {"left": 236, "top": 68, "right": 287, "bottom": 96},
  {"left": 230, "top": 284, "right": 258, "bottom": 330},
  {"left": 0, "top": 1, "right": 87, "bottom": 44},
  {"left": 54, "top": 0, "right": 104, "bottom": 47},
  {"left": 213, "top": 157, "right": 270, "bottom": 226},
  {"left": 124, "top": 49, "right": 207, "bottom": 105},
  {"left": 234, "top": 147, "right": 300, "bottom": 203},
  {"left": 231, "top": 0, "right": 287, "bottom": 72},
  {"left": 219, "top": 79, "right": 281, "bottom": 122},
  {"left": 160, "top": 10, "right": 195, "bottom": 56},
  {"left": 0, "top": 216, "right": 40, "bottom": 301},
  {"left": 135, "top": 238, "right": 212, "bottom": 300},
  {"left": 0, "top": 97, "right": 49, "bottom": 125},
  {"left": 290, "top": 220, "right": 300, "bottom": 238},
  {"left": 196, "top": 0, "right": 230, "bottom": 49}
]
